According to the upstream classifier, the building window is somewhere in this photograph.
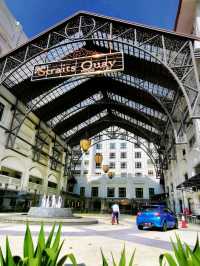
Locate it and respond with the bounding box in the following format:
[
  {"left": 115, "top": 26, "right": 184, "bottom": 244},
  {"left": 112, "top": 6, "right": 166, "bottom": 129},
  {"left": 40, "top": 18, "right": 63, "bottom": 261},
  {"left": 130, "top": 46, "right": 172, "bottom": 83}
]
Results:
[
  {"left": 107, "top": 187, "right": 115, "bottom": 197},
  {"left": 110, "top": 143, "right": 116, "bottom": 149},
  {"left": 121, "top": 162, "right": 127, "bottom": 169},
  {"left": 110, "top": 152, "right": 116, "bottom": 159},
  {"left": 135, "top": 188, "right": 143, "bottom": 198},
  {"left": 189, "top": 135, "right": 196, "bottom": 148},
  {"left": 135, "top": 143, "right": 140, "bottom": 148},
  {"left": 149, "top": 188, "right": 155, "bottom": 198},
  {"left": 120, "top": 152, "right": 127, "bottom": 159},
  {"left": 119, "top": 187, "right": 126, "bottom": 198},
  {"left": 135, "top": 162, "right": 142, "bottom": 168},
  {"left": 83, "top": 170, "right": 88, "bottom": 175},
  {"left": 96, "top": 143, "right": 102, "bottom": 149},
  {"left": 135, "top": 172, "right": 142, "bottom": 176},
  {"left": 80, "top": 187, "right": 85, "bottom": 197},
  {"left": 73, "top": 170, "right": 81, "bottom": 175},
  {"left": 48, "top": 181, "right": 57, "bottom": 189},
  {"left": 148, "top": 170, "right": 154, "bottom": 175},
  {"left": 170, "top": 183, "right": 174, "bottom": 192},
  {"left": 91, "top": 187, "right": 99, "bottom": 197},
  {"left": 184, "top": 173, "right": 188, "bottom": 181},
  {"left": 121, "top": 172, "right": 127, "bottom": 177},
  {"left": 109, "top": 162, "right": 115, "bottom": 169},
  {"left": 135, "top": 152, "right": 141, "bottom": 158},
  {"left": 0, "top": 102, "right": 4, "bottom": 121},
  {"left": 29, "top": 175, "right": 42, "bottom": 185},
  {"left": 95, "top": 135, "right": 102, "bottom": 141},
  {"left": 120, "top": 142, "right": 126, "bottom": 149},
  {"left": 84, "top": 160, "right": 89, "bottom": 166},
  {"left": 110, "top": 133, "right": 117, "bottom": 139}
]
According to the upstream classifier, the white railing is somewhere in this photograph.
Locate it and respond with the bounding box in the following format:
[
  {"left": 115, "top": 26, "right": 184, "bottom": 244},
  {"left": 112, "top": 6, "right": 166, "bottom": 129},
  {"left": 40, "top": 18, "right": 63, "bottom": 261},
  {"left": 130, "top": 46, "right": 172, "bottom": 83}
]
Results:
[
  {"left": 28, "top": 182, "right": 43, "bottom": 192},
  {"left": 47, "top": 187, "right": 58, "bottom": 195},
  {"left": 0, "top": 174, "right": 21, "bottom": 187}
]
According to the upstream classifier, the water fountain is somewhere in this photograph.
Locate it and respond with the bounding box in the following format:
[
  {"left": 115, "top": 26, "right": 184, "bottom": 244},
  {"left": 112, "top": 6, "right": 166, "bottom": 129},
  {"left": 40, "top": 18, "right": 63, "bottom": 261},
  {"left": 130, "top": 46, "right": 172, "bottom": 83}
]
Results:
[
  {"left": 0, "top": 194, "right": 98, "bottom": 225},
  {"left": 28, "top": 194, "right": 73, "bottom": 218}
]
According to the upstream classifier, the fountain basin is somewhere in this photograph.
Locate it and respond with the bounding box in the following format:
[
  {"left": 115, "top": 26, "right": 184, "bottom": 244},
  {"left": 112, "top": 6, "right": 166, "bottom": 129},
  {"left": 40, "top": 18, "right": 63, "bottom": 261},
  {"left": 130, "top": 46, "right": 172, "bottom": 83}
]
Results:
[{"left": 28, "top": 207, "right": 73, "bottom": 218}]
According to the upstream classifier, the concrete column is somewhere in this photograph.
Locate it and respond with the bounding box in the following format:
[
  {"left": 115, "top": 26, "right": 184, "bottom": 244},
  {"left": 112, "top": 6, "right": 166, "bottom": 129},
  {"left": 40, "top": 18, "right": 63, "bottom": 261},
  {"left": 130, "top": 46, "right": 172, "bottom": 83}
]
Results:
[
  {"left": 85, "top": 198, "right": 90, "bottom": 212},
  {"left": 101, "top": 199, "right": 107, "bottom": 213},
  {"left": 20, "top": 158, "right": 32, "bottom": 191}
]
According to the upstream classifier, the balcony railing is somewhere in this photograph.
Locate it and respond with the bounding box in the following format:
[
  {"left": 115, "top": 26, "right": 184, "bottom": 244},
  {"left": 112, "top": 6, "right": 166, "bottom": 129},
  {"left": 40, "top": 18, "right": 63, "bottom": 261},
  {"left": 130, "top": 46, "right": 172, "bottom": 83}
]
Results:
[
  {"left": 0, "top": 174, "right": 21, "bottom": 188},
  {"left": 28, "top": 182, "right": 43, "bottom": 193},
  {"left": 48, "top": 187, "right": 58, "bottom": 195}
]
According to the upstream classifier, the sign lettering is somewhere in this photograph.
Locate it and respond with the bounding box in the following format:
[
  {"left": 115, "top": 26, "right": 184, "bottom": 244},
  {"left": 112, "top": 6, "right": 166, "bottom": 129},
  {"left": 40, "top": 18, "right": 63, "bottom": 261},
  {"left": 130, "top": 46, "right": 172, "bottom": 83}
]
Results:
[{"left": 31, "top": 52, "right": 124, "bottom": 81}]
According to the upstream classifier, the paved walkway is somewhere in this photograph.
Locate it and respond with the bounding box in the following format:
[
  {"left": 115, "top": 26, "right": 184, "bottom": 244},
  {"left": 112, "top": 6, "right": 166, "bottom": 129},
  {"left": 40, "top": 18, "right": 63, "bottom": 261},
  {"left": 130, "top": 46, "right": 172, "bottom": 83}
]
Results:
[{"left": 0, "top": 213, "right": 199, "bottom": 266}]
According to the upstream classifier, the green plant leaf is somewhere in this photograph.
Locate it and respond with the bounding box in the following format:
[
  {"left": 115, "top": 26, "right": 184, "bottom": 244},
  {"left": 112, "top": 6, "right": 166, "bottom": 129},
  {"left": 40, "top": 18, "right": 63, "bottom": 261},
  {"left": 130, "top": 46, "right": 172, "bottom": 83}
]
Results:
[
  {"left": 43, "top": 248, "right": 55, "bottom": 265},
  {"left": 6, "top": 237, "right": 16, "bottom": 266},
  {"left": 18, "top": 257, "right": 28, "bottom": 266},
  {"left": 111, "top": 252, "right": 116, "bottom": 266},
  {"left": 52, "top": 224, "right": 62, "bottom": 252},
  {"left": 34, "top": 224, "right": 45, "bottom": 265},
  {"left": 119, "top": 246, "right": 126, "bottom": 266},
  {"left": 57, "top": 253, "right": 78, "bottom": 266},
  {"left": 49, "top": 240, "right": 64, "bottom": 266},
  {"left": 37, "top": 224, "right": 45, "bottom": 251},
  {"left": 193, "top": 235, "right": 200, "bottom": 257},
  {"left": 100, "top": 249, "right": 109, "bottom": 266},
  {"left": 171, "top": 234, "right": 187, "bottom": 265},
  {"left": 24, "top": 224, "right": 34, "bottom": 259},
  {"left": 0, "top": 246, "right": 5, "bottom": 266},
  {"left": 159, "top": 253, "right": 177, "bottom": 266},
  {"left": 185, "top": 245, "right": 200, "bottom": 266},
  {"left": 13, "top": 256, "right": 22, "bottom": 265},
  {"left": 128, "top": 249, "right": 136, "bottom": 266},
  {"left": 46, "top": 224, "right": 56, "bottom": 248},
  {"left": 27, "top": 257, "right": 39, "bottom": 266}
]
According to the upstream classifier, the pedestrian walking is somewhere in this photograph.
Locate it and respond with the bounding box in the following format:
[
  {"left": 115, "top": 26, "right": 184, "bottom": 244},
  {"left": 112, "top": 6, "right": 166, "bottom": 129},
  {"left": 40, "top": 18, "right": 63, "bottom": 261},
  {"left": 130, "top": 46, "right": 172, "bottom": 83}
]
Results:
[{"left": 111, "top": 202, "right": 120, "bottom": 224}]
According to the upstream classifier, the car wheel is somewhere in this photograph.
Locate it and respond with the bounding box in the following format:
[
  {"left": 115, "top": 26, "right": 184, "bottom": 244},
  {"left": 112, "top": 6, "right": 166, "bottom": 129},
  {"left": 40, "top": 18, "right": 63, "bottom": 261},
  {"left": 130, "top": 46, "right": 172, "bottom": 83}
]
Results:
[
  {"left": 137, "top": 225, "right": 143, "bottom": 230},
  {"left": 174, "top": 220, "right": 178, "bottom": 229},
  {"left": 162, "top": 221, "right": 168, "bottom": 232}
]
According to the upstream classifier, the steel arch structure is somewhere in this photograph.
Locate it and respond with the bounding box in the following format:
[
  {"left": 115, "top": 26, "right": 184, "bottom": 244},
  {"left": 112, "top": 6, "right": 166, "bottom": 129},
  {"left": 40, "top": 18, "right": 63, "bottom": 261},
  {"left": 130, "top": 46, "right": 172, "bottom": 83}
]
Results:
[{"left": 0, "top": 11, "right": 200, "bottom": 181}]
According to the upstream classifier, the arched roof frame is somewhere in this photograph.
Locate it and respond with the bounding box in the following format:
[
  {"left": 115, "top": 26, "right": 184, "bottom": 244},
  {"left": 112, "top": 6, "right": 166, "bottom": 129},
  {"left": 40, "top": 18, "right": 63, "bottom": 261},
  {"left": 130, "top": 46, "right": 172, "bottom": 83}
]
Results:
[{"left": 0, "top": 11, "right": 199, "bottom": 154}]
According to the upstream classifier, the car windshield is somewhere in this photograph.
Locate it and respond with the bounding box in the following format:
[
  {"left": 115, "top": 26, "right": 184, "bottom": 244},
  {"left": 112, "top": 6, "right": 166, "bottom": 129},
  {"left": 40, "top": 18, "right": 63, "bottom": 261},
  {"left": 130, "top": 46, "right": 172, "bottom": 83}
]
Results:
[{"left": 141, "top": 206, "right": 161, "bottom": 212}]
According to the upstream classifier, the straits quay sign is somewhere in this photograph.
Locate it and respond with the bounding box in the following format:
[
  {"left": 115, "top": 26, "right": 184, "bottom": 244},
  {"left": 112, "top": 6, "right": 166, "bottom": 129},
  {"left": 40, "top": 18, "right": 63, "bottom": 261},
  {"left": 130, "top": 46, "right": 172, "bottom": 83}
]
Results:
[{"left": 32, "top": 52, "right": 124, "bottom": 81}]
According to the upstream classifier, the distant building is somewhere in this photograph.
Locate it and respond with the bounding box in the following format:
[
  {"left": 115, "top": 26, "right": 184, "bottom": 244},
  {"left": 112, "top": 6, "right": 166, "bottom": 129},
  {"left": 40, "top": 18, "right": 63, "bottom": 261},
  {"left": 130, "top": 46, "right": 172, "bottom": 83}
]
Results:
[
  {"left": 0, "top": 0, "right": 27, "bottom": 57},
  {"left": 73, "top": 133, "right": 162, "bottom": 212}
]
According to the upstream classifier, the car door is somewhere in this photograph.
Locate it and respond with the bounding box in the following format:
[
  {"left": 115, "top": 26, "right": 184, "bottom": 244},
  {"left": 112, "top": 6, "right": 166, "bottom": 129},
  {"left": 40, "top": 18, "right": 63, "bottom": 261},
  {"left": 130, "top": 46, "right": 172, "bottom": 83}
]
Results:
[
  {"left": 163, "top": 208, "right": 173, "bottom": 227},
  {"left": 166, "top": 209, "right": 176, "bottom": 227}
]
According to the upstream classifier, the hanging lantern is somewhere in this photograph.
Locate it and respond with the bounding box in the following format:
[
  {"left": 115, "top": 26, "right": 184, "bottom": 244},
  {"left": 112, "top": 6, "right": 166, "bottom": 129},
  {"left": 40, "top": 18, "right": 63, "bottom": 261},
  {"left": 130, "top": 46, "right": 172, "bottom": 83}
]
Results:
[
  {"left": 108, "top": 171, "right": 113, "bottom": 179},
  {"left": 95, "top": 153, "right": 103, "bottom": 165},
  {"left": 80, "top": 139, "right": 91, "bottom": 152},
  {"left": 102, "top": 165, "right": 109, "bottom": 173}
]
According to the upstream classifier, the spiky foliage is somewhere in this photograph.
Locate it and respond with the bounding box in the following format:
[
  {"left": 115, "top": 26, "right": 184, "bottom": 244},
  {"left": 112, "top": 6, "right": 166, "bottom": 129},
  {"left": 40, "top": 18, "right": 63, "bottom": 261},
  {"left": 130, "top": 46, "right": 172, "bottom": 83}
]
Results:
[
  {"left": 0, "top": 223, "right": 77, "bottom": 266},
  {"left": 101, "top": 246, "right": 136, "bottom": 266},
  {"left": 159, "top": 234, "right": 200, "bottom": 266}
]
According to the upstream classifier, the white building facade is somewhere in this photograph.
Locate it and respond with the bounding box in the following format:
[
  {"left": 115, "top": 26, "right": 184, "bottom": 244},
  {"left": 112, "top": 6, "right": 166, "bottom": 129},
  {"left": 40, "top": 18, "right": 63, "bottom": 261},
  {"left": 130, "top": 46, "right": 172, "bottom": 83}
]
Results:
[
  {"left": 164, "top": 0, "right": 200, "bottom": 215},
  {"left": 0, "top": 1, "right": 68, "bottom": 210},
  {"left": 0, "top": 0, "right": 27, "bottom": 57},
  {"left": 73, "top": 134, "right": 162, "bottom": 212}
]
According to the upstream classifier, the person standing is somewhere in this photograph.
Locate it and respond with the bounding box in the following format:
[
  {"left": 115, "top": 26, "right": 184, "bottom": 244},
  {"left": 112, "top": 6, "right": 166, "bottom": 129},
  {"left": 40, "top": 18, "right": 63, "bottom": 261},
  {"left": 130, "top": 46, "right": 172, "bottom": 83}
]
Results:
[{"left": 111, "top": 202, "right": 120, "bottom": 224}]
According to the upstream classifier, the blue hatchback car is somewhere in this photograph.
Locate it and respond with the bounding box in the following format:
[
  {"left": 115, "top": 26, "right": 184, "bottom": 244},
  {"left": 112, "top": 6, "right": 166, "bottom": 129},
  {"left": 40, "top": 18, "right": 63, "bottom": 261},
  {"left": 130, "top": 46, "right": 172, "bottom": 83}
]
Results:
[{"left": 136, "top": 205, "right": 178, "bottom": 231}]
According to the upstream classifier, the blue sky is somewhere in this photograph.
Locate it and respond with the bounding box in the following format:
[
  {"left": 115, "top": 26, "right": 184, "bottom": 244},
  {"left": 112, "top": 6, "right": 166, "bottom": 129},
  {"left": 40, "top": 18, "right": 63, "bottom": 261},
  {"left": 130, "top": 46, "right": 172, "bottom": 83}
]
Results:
[{"left": 5, "top": 0, "right": 180, "bottom": 38}]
